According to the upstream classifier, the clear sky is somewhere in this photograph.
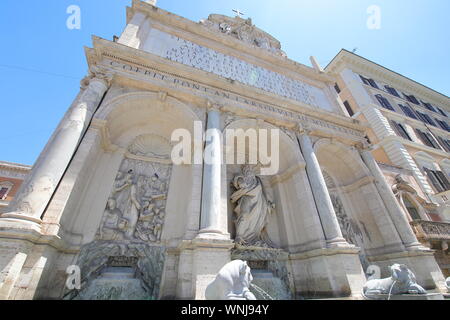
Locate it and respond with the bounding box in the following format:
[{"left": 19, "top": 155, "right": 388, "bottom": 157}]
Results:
[{"left": 0, "top": 0, "right": 449, "bottom": 166}]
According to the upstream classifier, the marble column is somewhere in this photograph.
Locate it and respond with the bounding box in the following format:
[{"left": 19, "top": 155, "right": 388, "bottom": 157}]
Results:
[
  {"left": 359, "top": 147, "right": 424, "bottom": 250},
  {"left": 2, "top": 71, "right": 112, "bottom": 224},
  {"left": 199, "top": 103, "right": 224, "bottom": 236},
  {"left": 297, "top": 132, "right": 348, "bottom": 247}
]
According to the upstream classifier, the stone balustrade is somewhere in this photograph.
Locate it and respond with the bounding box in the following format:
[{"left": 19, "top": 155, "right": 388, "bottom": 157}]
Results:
[{"left": 410, "top": 220, "right": 450, "bottom": 242}]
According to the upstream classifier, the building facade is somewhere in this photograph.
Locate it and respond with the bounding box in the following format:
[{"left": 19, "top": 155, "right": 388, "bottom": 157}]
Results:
[
  {"left": 326, "top": 50, "right": 450, "bottom": 276},
  {"left": 0, "top": 1, "right": 447, "bottom": 299},
  {"left": 0, "top": 161, "right": 31, "bottom": 214}
]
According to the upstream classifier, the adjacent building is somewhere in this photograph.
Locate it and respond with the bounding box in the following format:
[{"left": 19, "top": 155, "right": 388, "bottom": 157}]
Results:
[
  {"left": 326, "top": 49, "right": 450, "bottom": 276},
  {"left": 0, "top": 161, "right": 31, "bottom": 214}
]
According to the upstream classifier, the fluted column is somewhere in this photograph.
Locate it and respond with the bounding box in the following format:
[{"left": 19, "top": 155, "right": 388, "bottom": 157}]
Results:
[
  {"left": 198, "top": 103, "right": 223, "bottom": 236},
  {"left": 297, "top": 131, "right": 349, "bottom": 247},
  {"left": 359, "top": 146, "right": 424, "bottom": 250},
  {"left": 2, "top": 69, "right": 112, "bottom": 224}
]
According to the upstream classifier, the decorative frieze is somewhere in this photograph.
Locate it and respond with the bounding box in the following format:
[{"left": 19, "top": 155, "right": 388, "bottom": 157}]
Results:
[{"left": 103, "top": 58, "right": 365, "bottom": 141}]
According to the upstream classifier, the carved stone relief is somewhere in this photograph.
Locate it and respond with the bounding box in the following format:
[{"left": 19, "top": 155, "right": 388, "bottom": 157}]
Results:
[
  {"left": 199, "top": 14, "right": 286, "bottom": 57},
  {"left": 97, "top": 157, "right": 171, "bottom": 243}
]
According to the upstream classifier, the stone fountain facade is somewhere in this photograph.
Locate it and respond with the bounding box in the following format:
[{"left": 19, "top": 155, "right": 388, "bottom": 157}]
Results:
[{"left": 0, "top": 0, "right": 447, "bottom": 300}]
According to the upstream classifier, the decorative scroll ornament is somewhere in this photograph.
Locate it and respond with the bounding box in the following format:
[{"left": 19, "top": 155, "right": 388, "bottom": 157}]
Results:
[{"left": 200, "top": 14, "right": 287, "bottom": 57}]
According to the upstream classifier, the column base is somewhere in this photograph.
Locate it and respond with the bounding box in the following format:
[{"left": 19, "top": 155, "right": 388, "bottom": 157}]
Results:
[
  {"left": 290, "top": 246, "right": 366, "bottom": 299},
  {"left": 196, "top": 228, "right": 230, "bottom": 241},
  {"left": 0, "top": 213, "right": 43, "bottom": 234},
  {"left": 326, "top": 237, "right": 353, "bottom": 249}
]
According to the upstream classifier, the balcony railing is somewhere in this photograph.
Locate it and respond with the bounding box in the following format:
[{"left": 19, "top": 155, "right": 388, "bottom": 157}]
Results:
[{"left": 410, "top": 220, "right": 450, "bottom": 241}]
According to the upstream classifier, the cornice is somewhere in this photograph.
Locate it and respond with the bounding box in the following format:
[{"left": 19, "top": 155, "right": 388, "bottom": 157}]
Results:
[
  {"left": 327, "top": 51, "right": 450, "bottom": 109},
  {"left": 0, "top": 161, "right": 31, "bottom": 172},
  {"left": 128, "top": 0, "right": 334, "bottom": 85}
]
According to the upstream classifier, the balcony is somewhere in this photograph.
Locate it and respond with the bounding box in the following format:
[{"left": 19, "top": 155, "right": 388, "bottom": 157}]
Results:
[{"left": 410, "top": 220, "right": 450, "bottom": 242}]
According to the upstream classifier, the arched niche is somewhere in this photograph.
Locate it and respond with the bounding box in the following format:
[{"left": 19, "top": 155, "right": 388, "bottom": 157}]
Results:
[
  {"left": 313, "top": 138, "right": 398, "bottom": 256},
  {"left": 224, "top": 119, "right": 325, "bottom": 253},
  {"left": 59, "top": 91, "right": 203, "bottom": 246}
]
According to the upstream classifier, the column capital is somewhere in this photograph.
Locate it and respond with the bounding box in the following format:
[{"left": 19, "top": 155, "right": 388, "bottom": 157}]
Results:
[
  {"left": 295, "top": 121, "right": 312, "bottom": 135},
  {"left": 206, "top": 100, "right": 224, "bottom": 112},
  {"left": 80, "top": 66, "right": 114, "bottom": 90},
  {"left": 355, "top": 140, "right": 372, "bottom": 152}
]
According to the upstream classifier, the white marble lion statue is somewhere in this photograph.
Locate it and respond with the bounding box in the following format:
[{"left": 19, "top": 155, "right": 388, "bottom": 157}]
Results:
[
  {"left": 363, "top": 263, "right": 427, "bottom": 298},
  {"left": 205, "top": 260, "right": 256, "bottom": 300}
]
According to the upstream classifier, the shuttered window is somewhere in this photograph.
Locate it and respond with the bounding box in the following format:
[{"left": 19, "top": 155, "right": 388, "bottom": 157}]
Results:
[
  {"left": 403, "top": 93, "right": 420, "bottom": 105},
  {"left": 437, "top": 107, "right": 447, "bottom": 117},
  {"left": 421, "top": 101, "right": 436, "bottom": 113},
  {"left": 415, "top": 129, "right": 442, "bottom": 150},
  {"left": 390, "top": 121, "right": 412, "bottom": 141},
  {"left": 437, "top": 137, "right": 450, "bottom": 153},
  {"left": 334, "top": 83, "right": 341, "bottom": 94},
  {"left": 385, "top": 85, "right": 400, "bottom": 97},
  {"left": 399, "top": 104, "right": 418, "bottom": 119},
  {"left": 343, "top": 100, "right": 354, "bottom": 116},
  {"left": 435, "top": 118, "right": 450, "bottom": 132},
  {"left": 375, "top": 94, "right": 395, "bottom": 111},
  {"left": 360, "top": 75, "right": 379, "bottom": 89},
  {"left": 423, "top": 168, "right": 450, "bottom": 193},
  {"left": 0, "top": 187, "right": 9, "bottom": 200},
  {"left": 424, "top": 168, "right": 450, "bottom": 193},
  {"left": 416, "top": 111, "right": 437, "bottom": 127}
]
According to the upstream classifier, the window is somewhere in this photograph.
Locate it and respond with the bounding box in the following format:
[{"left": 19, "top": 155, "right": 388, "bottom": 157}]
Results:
[
  {"left": 343, "top": 100, "right": 354, "bottom": 116},
  {"left": 334, "top": 83, "right": 341, "bottom": 94},
  {"left": 436, "top": 107, "right": 447, "bottom": 117},
  {"left": 437, "top": 137, "right": 450, "bottom": 153},
  {"left": 415, "top": 129, "right": 442, "bottom": 150},
  {"left": 435, "top": 118, "right": 450, "bottom": 132},
  {"left": 421, "top": 101, "right": 436, "bottom": 113},
  {"left": 423, "top": 167, "right": 450, "bottom": 193},
  {"left": 391, "top": 121, "right": 412, "bottom": 141},
  {"left": 403, "top": 93, "right": 420, "bottom": 105},
  {"left": 403, "top": 196, "right": 421, "bottom": 220},
  {"left": 399, "top": 104, "right": 418, "bottom": 119},
  {"left": 375, "top": 94, "right": 395, "bottom": 111},
  {"left": 360, "top": 75, "right": 379, "bottom": 89},
  {"left": 0, "top": 181, "right": 14, "bottom": 200},
  {"left": 0, "top": 187, "right": 9, "bottom": 200},
  {"left": 416, "top": 111, "right": 437, "bottom": 127},
  {"left": 385, "top": 85, "right": 400, "bottom": 97}
]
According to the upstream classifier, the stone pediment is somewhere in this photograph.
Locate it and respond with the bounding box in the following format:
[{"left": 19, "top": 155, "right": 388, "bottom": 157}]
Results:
[{"left": 200, "top": 14, "right": 287, "bottom": 57}]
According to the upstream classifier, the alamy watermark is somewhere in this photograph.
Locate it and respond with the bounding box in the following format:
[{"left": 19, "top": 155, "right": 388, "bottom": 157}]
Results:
[
  {"left": 66, "top": 5, "right": 81, "bottom": 30},
  {"left": 367, "top": 5, "right": 381, "bottom": 30},
  {"left": 171, "top": 121, "right": 280, "bottom": 176}
]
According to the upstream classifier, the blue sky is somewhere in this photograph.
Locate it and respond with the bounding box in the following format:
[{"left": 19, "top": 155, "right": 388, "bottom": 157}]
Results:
[{"left": 0, "top": 0, "right": 449, "bottom": 165}]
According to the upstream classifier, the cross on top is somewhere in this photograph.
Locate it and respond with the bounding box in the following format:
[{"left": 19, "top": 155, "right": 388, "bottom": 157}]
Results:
[{"left": 232, "top": 9, "right": 245, "bottom": 17}]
